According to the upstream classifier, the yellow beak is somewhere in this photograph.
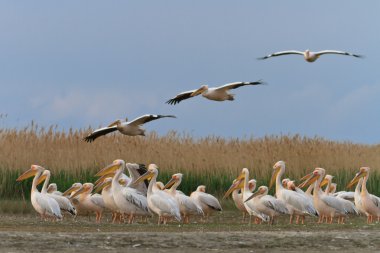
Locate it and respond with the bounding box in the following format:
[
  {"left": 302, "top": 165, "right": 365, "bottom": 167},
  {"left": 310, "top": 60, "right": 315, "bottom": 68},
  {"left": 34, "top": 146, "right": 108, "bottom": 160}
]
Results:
[
  {"left": 223, "top": 179, "right": 243, "bottom": 199},
  {"left": 96, "top": 162, "right": 120, "bottom": 177},
  {"left": 134, "top": 170, "right": 153, "bottom": 185},
  {"left": 319, "top": 178, "right": 329, "bottom": 187},
  {"left": 36, "top": 174, "right": 47, "bottom": 185},
  {"left": 244, "top": 189, "right": 261, "bottom": 203},
  {"left": 62, "top": 185, "right": 81, "bottom": 197},
  {"left": 269, "top": 167, "right": 280, "bottom": 189},
  {"left": 94, "top": 180, "right": 111, "bottom": 193},
  {"left": 94, "top": 172, "right": 115, "bottom": 186},
  {"left": 163, "top": 177, "right": 177, "bottom": 190},
  {"left": 70, "top": 186, "right": 87, "bottom": 199},
  {"left": 347, "top": 171, "right": 366, "bottom": 188},
  {"left": 298, "top": 173, "right": 318, "bottom": 188},
  {"left": 16, "top": 168, "right": 37, "bottom": 182}
]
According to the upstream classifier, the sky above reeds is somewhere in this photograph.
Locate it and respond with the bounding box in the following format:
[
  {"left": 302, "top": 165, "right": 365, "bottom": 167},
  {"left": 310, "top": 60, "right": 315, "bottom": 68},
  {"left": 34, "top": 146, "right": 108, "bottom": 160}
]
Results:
[{"left": 0, "top": 1, "right": 379, "bottom": 144}]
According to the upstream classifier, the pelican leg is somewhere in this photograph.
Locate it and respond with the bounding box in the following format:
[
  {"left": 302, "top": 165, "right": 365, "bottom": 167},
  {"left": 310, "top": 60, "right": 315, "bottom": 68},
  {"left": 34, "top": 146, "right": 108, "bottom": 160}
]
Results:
[
  {"left": 295, "top": 215, "right": 300, "bottom": 224},
  {"left": 289, "top": 214, "right": 293, "bottom": 224},
  {"left": 242, "top": 212, "right": 246, "bottom": 222}
]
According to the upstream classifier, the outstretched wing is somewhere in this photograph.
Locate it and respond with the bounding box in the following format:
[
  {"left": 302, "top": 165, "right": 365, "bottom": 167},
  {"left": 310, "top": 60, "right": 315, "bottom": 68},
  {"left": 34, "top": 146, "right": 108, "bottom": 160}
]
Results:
[
  {"left": 128, "top": 114, "right": 176, "bottom": 126},
  {"left": 83, "top": 126, "right": 118, "bottom": 143},
  {"left": 215, "top": 80, "right": 265, "bottom": 91},
  {"left": 315, "top": 50, "right": 363, "bottom": 58},
  {"left": 166, "top": 89, "right": 197, "bottom": 105},
  {"left": 258, "top": 50, "right": 304, "bottom": 60}
]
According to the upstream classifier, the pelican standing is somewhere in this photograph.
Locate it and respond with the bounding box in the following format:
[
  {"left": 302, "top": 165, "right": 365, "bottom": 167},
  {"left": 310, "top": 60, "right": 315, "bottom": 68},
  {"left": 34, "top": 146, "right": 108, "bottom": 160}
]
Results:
[
  {"left": 347, "top": 167, "right": 380, "bottom": 223},
  {"left": 134, "top": 164, "right": 181, "bottom": 224},
  {"left": 16, "top": 165, "right": 62, "bottom": 220},
  {"left": 271, "top": 161, "right": 317, "bottom": 224},
  {"left": 258, "top": 49, "right": 363, "bottom": 62},
  {"left": 94, "top": 177, "right": 121, "bottom": 223},
  {"left": 190, "top": 185, "right": 222, "bottom": 221},
  {"left": 83, "top": 114, "right": 176, "bottom": 142},
  {"left": 164, "top": 173, "right": 203, "bottom": 223},
  {"left": 166, "top": 81, "right": 265, "bottom": 105}
]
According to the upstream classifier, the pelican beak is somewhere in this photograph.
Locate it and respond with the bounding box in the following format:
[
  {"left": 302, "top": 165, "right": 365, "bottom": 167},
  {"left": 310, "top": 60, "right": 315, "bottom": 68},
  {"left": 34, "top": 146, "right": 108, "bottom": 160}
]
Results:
[
  {"left": 223, "top": 179, "right": 243, "bottom": 199},
  {"left": 96, "top": 161, "right": 120, "bottom": 177},
  {"left": 94, "top": 180, "right": 111, "bottom": 193},
  {"left": 70, "top": 185, "right": 87, "bottom": 199},
  {"left": 119, "top": 178, "right": 128, "bottom": 186},
  {"left": 16, "top": 168, "right": 37, "bottom": 182},
  {"left": 269, "top": 166, "right": 280, "bottom": 189},
  {"left": 190, "top": 86, "right": 206, "bottom": 97},
  {"left": 134, "top": 170, "right": 153, "bottom": 185},
  {"left": 62, "top": 185, "right": 81, "bottom": 197},
  {"left": 36, "top": 174, "right": 47, "bottom": 185},
  {"left": 319, "top": 178, "right": 329, "bottom": 187},
  {"left": 107, "top": 120, "right": 120, "bottom": 127},
  {"left": 347, "top": 171, "right": 366, "bottom": 188},
  {"left": 94, "top": 172, "right": 115, "bottom": 185},
  {"left": 163, "top": 177, "right": 177, "bottom": 190},
  {"left": 244, "top": 189, "right": 261, "bottom": 203},
  {"left": 298, "top": 173, "right": 318, "bottom": 188}
]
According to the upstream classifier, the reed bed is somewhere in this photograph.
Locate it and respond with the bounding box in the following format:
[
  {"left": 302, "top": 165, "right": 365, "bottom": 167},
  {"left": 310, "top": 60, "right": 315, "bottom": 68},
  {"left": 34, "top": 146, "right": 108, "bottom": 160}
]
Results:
[{"left": 1, "top": 124, "right": 380, "bottom": 201}]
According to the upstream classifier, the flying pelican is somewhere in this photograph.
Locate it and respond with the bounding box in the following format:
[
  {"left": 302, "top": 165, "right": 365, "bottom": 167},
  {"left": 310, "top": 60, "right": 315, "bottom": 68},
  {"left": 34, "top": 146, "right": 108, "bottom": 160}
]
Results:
[
  {"left": 244, "top": 186, "right": 289, "bottom": 224},
  {"left": 166, "top": 81, "right": 265, "bottom": 105},
  {"left": 38, "top": 170, "right": 76, "bottom": 216},
  {"left": 224, "top": 179, "right": 256, "bottom": 222},
  {"left": 95, "top": 160, "right": 150, "bottom": 224},
  {"left": 347, "top": 167, "right": 380, "bottom": 223},
  {"left": 299, "top": 168, "right": 357, "bottom": 224},
  {"left": 47, "top": 183, "right": 62, "bottom": 195},
  {"left": 164, "top": 173, "right": 204, "bottom": 223},
  {"left": 134, "top": 164, "right": 181, "bottom": 225},
  {"left": 258, "top": 49, "right": 363, "bottom": 62},
  {"left": 16, "top": 165, "right": 62, "bottom": 220},
  {"left": 271, "top": 161, "right": 318, "bottom": 224},
  {"left": 83, "top": 114, "right": 176, "bottom": 142},
  {"left": 70, "top": 183, "right": 105, "bottom": 223},
  {"left": 190, "top": 185, "right": 222, "bottom": 221},
  {"left": 225, "top": 168, "right": 269, "bottom": 224}
]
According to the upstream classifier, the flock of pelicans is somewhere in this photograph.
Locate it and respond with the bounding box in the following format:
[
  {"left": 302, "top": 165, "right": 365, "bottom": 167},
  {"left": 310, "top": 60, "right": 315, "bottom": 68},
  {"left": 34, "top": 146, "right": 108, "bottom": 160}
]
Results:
[
  {"left": 13, "top": 49, "right": 370, "bottom": 226},
  {"left": 16, "top": 160, "right": 380, "bottom": 225}
]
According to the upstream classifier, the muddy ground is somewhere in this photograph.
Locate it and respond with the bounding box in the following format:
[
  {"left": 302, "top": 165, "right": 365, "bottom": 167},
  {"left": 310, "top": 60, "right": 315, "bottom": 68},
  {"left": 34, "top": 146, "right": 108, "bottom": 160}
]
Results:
[{"left": 0, "top": 212, "right": 379, "bottom": 253}]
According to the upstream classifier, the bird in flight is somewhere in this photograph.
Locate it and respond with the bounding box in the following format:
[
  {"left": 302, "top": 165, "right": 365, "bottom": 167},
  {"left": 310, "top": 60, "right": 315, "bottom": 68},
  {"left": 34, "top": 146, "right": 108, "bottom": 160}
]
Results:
[
  {"left": 83, "top": 114, "right": 176, "bottom": 142},
  {"left": 258, "top": 49, "right": 363, "bottom": 62},
  {"left": 166, "top": 80, "right": 265, "bottom": 105}
]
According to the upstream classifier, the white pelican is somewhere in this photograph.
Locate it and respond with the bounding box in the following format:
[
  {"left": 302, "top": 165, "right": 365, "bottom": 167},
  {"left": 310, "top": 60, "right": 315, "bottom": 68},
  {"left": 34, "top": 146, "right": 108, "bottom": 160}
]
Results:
[
  {"left": 38, "top": 170, "right": 76, "bottom": 216},
  {"left": 47, "top": 183, "right": 62, "bottom": 195},
  {"left": 271, "top": 161, "right": 318, "bottom": 224},
  {"left": 70, "top": 183, "right": 105, "bottom": 223},
  {"left": 96, "top": 160, "right": 150, "bottom": 223},
  {"left": 16, "top": 165, "right": 62, "bottom": 220},
  {"left": 134, "top": 164, "right": 181, "bottom": 224},
  {"left": 347, "top": 167, "right": 380, "bottom": 223},
  {"left": 225, "top": 168, "right": 269, "bottom": 224},
  {"left": 299, "top": 168, "right": 357, "bottom": 224},
  {"left": 166, "top": 81, "right": 265, "bottom": 105},
  {"left": 83, "top": 114, "right": 176, "bottom": 142},
  {"left": 190, "top": 185, "right": 222, "bottom": 221},
  {"left": 258, "top": 49, "right": 363, "bottom": 62},
  {"left": 94, "top": 177, "right": 121, "bottom": 223},
  {"left": 244, "top": 186, "right": 289, "bottom": 224},
  {"left": 224, "top": 179, "right": 256, "bottom": 221},
  {"left": 164, "top": 173, "right": 203, "bottom": 223}
]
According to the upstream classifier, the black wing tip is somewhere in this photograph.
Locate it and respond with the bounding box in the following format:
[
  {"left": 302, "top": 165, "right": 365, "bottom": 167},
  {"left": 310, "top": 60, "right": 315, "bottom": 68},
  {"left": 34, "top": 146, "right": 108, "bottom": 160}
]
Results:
[
  {"left": 354, "top": 54, "right": 365, "bottom": 58},
  {"left": 165, "top": 99, "right": 179, "bottom": 105},
  {"left": 83, "top": 136, "right": 93, "bottom": 143},
  {"left": 257, "top": 56, "right": 268, "bottom": 60}
]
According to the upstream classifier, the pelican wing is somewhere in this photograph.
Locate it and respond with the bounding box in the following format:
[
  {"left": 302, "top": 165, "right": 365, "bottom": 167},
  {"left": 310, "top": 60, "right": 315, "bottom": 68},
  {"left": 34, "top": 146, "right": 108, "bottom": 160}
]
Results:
[
  {"left": 48, "top": 193, "right": 76, "bottom": 216},
  {"left": 334, "top": 191, "right": 355, "bottom": 201},
  {"left": 315, "top": 50, "right": 363, "bottom": 58},
  {"left": 261, "top": 195, "right": 289, "bottom": 214},
  {"left": 197, "top": 193, "right": 222, "bottom": 211},
  {"left": 151, "top": 191, "right": 181, "bottom": 221},
  {"left": 166, "top": 89, "right": 197, "bottom": 105},
  {"left": 123, "top": 188, "right": 149, "bottom": 212},
  {"left": 177, "top": 194, "right": 204, "bottom": 215},
  {"left": 128, "top": 114, "right": 176, "bottom": 126},
  {"left": 320, "top": 195, "right": 351, "bottom": 214},
  {"left": 83, "top": 126, "right": 118, "bottom": 142},
  {"left": 258, "top": 50, "right": 304, "bottom": 60},
  {"left": 281, "top": 189, "right": 317, "bottom": 216},
  {"left": 371, "top": 195, "right": 380, "bottom": 207},
  {"left": 215, "top": 81, "right": 265, "bottom": 92}
]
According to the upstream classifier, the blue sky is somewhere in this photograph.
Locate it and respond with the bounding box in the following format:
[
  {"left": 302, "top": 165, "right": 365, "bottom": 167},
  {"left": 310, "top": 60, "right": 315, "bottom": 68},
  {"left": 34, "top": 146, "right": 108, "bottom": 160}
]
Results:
[{"left": 0, "top": 1, "right": 379, "bottom": 144}]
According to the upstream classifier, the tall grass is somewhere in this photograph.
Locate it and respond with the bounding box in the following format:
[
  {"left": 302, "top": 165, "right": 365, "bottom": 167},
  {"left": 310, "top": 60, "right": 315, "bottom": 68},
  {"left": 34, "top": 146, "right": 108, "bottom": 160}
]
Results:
[{"left": 1, "top": 124, "right": 380, "bottom": 201}]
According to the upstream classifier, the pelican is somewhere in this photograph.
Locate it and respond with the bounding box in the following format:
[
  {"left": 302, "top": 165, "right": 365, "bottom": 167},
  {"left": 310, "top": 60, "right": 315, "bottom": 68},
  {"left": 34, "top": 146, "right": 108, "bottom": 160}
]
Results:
[
  {"left": 258, "top": 49, "right": 363, "bottom": 62},
  {"left": 94, "top": 177, "right": 121, "bottom": 223},
  {"left": 224, "top": 179, "right": 256, "bottom": 221},
  {"left": 96, "top": 160, "right": 150, "bottom": 223},
  {"left": 38, "top": 170, "right": 76, "bottom": 216},
  {"left": 190, "top": 185, "right": 222, "bottom": 221},
  {"left": 299, "top": 168, "right": 357, "bottom": 224},
  {"left": 225, "top": 168, "right": 269, "bottom": 224},
  {"left": 83, "top": 114, "right": 176, "bottom": 142},
  {"left": 166, "top": 81, "right": 265, "bottom": 105},
  {"left": 164, "top": 173, "right": 203, "bottom": 223},
  {"left": 347, "top": 167, "right": 380, "bottom": 223},
  {"left": 285, "top": 180, "right": 313, "bottom": 224},
  {"left": 16, "top": 165, "right": 62, "bottom": 220},
  {"left": 244, "top": 186, "right": 289, "bottom": 224},
  {"left": 47, "top": 183, "right": 62, "bottom": 195},
  {"left": 134, "top": 164, "right": 181, "bottom": 224},
  {"left": 271, "top": 161, "right": 317, "bottom": 224},
  {"left": 70, "top": 183, "right": 105, "bottom": 223}
]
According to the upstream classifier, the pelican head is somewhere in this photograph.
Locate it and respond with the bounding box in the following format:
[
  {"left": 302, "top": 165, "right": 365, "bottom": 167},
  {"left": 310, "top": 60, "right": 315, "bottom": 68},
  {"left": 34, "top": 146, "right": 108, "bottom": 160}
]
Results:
[
  {"left": 282, "top": 178, "right": 290, "bottom": 188},
  {"left": 36, "top": 169, "right": 51, "bottom": 185},
  {"left": 224, "top": 179, "right": 244, "bottom": 199},
  {"left": 270, "top": 161, "right": 285, "bottom": 189},
  {"left": 248, "top": 179, "right": 257, "bottom": 192},
  {"left": 96, "top": 159, "right": 124, "bottom": 177},
  {"left": 196, "top": 185, "right": 206, "bottom": 192},
  {"left": 347, "top": 167, "right": 370, "bottom": 188},
  {"left": 164, "top": 173, "right": 183, "bottom": 189},
  {"left": 62, "top": 182, "right": 83, "bottom": 196},
  {"left": 47, "top": 183, "right": 58, "bottom": 193},
  {"left": 16, "top": 165, "right": 45, "bottom": 182},
  {"left": 70, "top": 183, "right": 94, "bottom": 199},
  {"left": 298, "top": 168, "right": 325, "bottom": 188},
  {"left": 244, "top": 185, "right": 268, "bottom": 203},
  {"left": 287, "top": 180, "right": 296, "bottom": 191},
  {"left": 191, "top": 85, "right": 208, "bottom": 97},
  {"left": 133, "top": 164, "right": 159, "bottom": 185}
]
